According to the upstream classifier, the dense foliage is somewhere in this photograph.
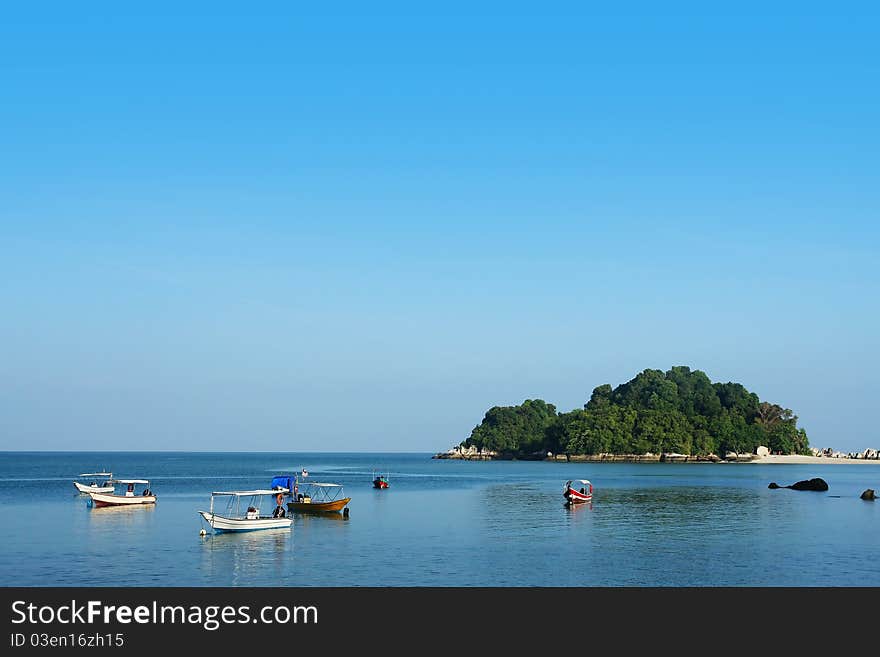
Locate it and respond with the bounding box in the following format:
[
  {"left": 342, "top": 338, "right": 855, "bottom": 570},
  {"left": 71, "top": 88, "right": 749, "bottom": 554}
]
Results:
[{"left": 463, "top": 367, "right": 810, "bottom": 457}]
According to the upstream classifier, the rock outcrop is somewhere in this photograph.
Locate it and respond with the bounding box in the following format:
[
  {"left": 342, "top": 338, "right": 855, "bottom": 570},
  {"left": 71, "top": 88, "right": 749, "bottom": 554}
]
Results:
[
  {"left": 860, "top": 489, "right": 876, "bottom": 501},
  {"left": 789, "top": 478, "right": 829, "bottom": 491},
  {"left": 432, "top": 445, "right": 497, "bottom": 460},
  {"left": 768, "top": 478, "right": 829, "bottom": 491}
]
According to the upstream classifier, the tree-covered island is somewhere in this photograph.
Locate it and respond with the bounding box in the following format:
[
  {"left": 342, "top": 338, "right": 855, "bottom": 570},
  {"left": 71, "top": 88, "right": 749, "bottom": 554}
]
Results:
[{"left": 459, "top": 367, "right": 810, "bottom": 459}]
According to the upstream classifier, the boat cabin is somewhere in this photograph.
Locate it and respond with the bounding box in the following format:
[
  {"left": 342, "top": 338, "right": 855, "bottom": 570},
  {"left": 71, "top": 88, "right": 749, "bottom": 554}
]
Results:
[
  {"left": 117, "top": 479, "right": 152, "bottom": 497},
  {"left": 210, "top": 489, "right": 289, "bottom": 520}
]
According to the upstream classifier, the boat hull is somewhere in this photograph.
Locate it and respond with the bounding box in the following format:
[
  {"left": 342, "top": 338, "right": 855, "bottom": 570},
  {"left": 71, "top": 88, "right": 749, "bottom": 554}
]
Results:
[
  {"left": 74, "top": 482, "right": 115, "bottom": 494},
  {"left": 287, "top": 497, "right": 351, "bottom": 513},
  {"left": 89, "top": 492, "right": 156, "bottom": 508},
  {"left": 199, "top": 511, "right": 291, "bottom": 532},
  {"left": 564, "top": 489, "right": 592, "bottom": 504},
  {"left": 373, "top": 481, "right": 389, "bottom": 489}
]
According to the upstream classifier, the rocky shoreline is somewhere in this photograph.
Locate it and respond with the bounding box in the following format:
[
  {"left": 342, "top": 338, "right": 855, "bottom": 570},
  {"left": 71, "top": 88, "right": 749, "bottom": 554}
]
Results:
[
  {"left": 431, "top": 447, "right": 754, "bottom": 463},
  {"left": 433, "top": 445, "right": 880, "bottom": 464},
  {"left": 547, "top": 453, "right": 731, "bottom": 463}
]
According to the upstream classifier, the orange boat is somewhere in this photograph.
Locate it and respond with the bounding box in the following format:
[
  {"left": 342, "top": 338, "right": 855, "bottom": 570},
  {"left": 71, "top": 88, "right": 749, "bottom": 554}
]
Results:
[{"left": 286, "top": 481, "right": 351, "bottom": 514}]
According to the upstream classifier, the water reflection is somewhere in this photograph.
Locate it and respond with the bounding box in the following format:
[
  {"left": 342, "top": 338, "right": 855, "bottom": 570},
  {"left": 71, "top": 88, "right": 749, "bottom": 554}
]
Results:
[
  {"left": 87, "top": 503, "right": 156, "bottom": 525},
  {"left": 204, "top": 527, "right": 292, "bottom": 548},
  {"left": 293, "top": 512, "right": 351, "bottom": 543},
  {"left": 480, "top": 483, "right": 567, "bottom": 536},
  {"left": 200, "top": 528, "right": 293, "bottom": 585},
  {"left": 562, "top": 500, "right": 594, "bottom": 533},
  {"left": 296, "top": 512, "right": 348, "bottom": 524}
]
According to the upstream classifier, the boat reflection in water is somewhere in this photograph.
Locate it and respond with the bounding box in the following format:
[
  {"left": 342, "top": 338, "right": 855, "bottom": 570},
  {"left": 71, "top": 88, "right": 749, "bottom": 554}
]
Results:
[
  {"left": 205, "top": 526, "right": 292, "bottom": 546},
  {"left": 298, "top": 511, "right": 348, "bottom": 523},
  {"left": 564, "top": 500, "right": 593, "bottom": 517},
  {"left": 87, "top": 503, "right": 157, "bottom": 514},
  {"left": 199, "top": 526, "right": 293, "bottom": 586},
  {"left": 85, "top": 502, "right": 156, "bottom": 530}
]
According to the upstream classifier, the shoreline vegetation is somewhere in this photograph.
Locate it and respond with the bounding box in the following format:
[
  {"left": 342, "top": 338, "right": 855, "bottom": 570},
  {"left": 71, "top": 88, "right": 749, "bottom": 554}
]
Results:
[{"left": 434, "top": 366, "right": 879, "bottom": 464}]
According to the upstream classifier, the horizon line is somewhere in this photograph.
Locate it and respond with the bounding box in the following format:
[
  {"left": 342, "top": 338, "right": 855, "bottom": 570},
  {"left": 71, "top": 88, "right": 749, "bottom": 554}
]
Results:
[{"left": 0, "top": 449, "right": 438, "bottom": 454}]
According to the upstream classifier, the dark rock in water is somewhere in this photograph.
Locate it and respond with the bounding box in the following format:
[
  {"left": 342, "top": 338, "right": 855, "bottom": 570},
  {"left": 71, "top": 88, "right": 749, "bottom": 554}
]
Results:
[
  {"left": 861, "top": 489, "right": 876, "bottom": 501},
  {"left": 768, "top": 478, "right": 829, "bottom": 491},
  {"left": 788, "top": 478, "right": 829, "bottom": 491}
]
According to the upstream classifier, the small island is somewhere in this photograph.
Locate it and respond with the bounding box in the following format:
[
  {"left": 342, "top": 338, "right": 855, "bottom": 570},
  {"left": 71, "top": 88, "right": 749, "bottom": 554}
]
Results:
[{"left": 435, "top": 366, "right": 877, "bottom": 463}]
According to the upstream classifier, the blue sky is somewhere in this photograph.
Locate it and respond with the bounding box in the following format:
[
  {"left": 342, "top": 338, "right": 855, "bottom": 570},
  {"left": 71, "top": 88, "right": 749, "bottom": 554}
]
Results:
[{"left": 1, "top": 3, "right": 878, "bottom": 452}]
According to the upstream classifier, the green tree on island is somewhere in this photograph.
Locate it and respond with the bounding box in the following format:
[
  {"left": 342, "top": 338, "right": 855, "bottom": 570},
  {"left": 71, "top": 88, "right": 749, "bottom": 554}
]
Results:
[{"left": 462, "top": 366, "right": 811, "bottom": 458}]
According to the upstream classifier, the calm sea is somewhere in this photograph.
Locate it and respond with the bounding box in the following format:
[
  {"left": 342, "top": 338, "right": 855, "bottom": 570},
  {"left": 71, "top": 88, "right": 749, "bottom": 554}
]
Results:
[{"left": 2, "top": 452, "right": 878, "bottom": 586}]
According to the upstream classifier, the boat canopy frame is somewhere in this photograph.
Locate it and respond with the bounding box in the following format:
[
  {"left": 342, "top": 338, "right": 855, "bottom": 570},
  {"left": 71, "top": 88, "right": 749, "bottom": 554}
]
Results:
[
  {"left": 210, "top": 489, "right": 289, "bottom": 518},
  {"left": 294, "top": 481, "right": 346, "bottom": 502}
]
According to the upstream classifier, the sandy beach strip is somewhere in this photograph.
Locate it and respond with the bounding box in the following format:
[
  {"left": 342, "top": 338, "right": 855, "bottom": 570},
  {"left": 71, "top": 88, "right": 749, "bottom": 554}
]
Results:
[{"left": 748, "top": 454, "right": 880, "bottom": 465}]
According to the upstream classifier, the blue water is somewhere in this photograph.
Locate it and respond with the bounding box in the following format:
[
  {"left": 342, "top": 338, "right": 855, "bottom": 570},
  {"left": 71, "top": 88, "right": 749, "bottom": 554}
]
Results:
[{"left": 1, "top": 452, "right": 879, "bottom": 586}]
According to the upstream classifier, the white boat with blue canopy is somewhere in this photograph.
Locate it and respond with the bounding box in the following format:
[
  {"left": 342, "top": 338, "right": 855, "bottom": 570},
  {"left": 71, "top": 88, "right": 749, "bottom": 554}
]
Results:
[
  {"left": 73, "top": 472, "right": 115, "bottom": 494},
  {"left": 199, "top": 489, "right": 292, "bottom": 533}
]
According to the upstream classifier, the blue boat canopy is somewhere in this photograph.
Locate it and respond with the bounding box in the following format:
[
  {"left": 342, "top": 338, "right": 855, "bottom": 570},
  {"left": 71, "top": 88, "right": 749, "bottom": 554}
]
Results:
[{"left": 271, "top": 475, "right": 295, "bottom": 492}]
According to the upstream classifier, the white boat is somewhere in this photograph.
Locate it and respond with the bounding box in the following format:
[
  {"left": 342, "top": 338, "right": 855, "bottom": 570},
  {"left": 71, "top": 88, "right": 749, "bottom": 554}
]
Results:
[
  {"left": 73, "top": 472, "right": 115, "bottom": 494},
  {"left": 198, "top": 489, "right": 292, "bottom": 533},
  {"left": 88, "top": 479, "right": 156, "bottom": 507}
]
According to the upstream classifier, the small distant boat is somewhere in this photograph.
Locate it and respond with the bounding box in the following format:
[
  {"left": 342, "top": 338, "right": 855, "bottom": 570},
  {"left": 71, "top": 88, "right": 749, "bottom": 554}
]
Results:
[
  {"left": 88, "top": 479, "right": 156, "bottom": 508},
  {"left": 563, "top": 479, "right": 593, "bottom": 505},
  {"left": 199, "top": 490, "right": 292, "bottom": 533},
  {"left": 73, "top": 472, "right": 115, "bottom": 494},
  {"left": 372, "top": 471, "right": 390, "bottom": 489},
  {"left": 301, "top": 468, "right": 309, "bottom": 477}
]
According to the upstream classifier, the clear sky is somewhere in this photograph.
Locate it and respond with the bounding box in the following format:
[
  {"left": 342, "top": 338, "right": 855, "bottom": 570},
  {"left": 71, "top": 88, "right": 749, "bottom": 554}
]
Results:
[{"left": 1, "top": 3, "right": 878, "bottom": 452}]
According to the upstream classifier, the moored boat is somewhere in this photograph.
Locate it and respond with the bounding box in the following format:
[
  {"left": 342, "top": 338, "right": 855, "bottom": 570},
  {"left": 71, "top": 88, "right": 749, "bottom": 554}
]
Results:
[
  {"left": 372, "top": 471, "right": 390, "bottom": 489},
  {"left": 270, "top": 474, "right": 351, "bottom": 514},
  {"left": 563, "top": 479, "right": 593, "bottom": 505},
  {"left": 88, "top": 479, "right": 156, "bottom": 508},
  {"left": 199, "top": 490, "right": 292, "bottom": 533},
  {"left": 288, "top": 482, "right": 350, "bottom": 513},
  {"left": 73, "top": 472, "right": 115, "bottom": 494}
]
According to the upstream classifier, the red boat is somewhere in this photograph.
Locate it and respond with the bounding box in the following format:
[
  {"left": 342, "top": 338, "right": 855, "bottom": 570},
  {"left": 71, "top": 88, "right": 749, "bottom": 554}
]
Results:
[
  {"left": 372, "top": 472, "right": 390, "bottom": 489},
  {"left": 563, "top": 479, "right": 593, "bottom": 505}
]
